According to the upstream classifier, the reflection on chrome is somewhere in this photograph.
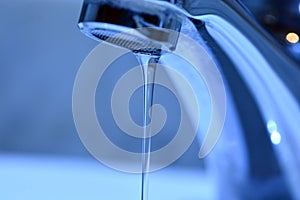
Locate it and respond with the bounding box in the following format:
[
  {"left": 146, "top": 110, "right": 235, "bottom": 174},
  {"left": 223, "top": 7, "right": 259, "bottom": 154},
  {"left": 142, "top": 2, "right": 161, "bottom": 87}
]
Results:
[
  {"left": 271, "top": 131, "right": 281, "bottom": 145},
  {"left": 267, "top": 120, "right": 278, "bottom": 133},
  {"left": 267, "top": 120, "right": 282, "bottom": 145}
]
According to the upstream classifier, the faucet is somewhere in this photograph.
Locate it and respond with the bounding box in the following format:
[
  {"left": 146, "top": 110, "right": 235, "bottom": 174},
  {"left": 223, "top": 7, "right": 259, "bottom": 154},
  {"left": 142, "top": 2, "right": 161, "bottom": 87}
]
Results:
[{"left": 78, "top": 0, "right": 300, "bottom": 199}]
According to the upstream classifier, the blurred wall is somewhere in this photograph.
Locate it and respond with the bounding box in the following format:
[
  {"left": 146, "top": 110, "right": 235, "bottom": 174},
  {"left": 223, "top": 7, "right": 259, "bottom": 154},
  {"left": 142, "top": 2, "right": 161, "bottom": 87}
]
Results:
[{"left": 0, "top": 0, "right": 97, "bottom": 156}]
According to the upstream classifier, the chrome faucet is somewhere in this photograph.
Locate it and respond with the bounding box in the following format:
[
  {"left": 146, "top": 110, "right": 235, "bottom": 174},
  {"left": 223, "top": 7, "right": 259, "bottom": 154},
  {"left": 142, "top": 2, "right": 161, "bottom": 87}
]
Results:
[{"left": 78, "top": 0, "right": 300, "bottom": 199}]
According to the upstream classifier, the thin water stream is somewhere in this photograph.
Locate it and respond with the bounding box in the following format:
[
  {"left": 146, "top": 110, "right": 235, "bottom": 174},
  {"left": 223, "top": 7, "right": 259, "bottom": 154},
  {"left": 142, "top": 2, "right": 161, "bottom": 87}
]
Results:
[{"left": 135, "top": 53, "right": 161, "bottom": 200}]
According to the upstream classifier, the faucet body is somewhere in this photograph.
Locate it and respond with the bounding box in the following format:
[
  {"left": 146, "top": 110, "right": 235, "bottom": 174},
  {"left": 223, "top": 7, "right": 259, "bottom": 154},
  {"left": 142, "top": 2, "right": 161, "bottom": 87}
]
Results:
[
  {"left": 78, "top": 0, "right": 300, "bottom": 199},
  {"left": 183, "top": 1, "right": 300, "bottom": 199}
]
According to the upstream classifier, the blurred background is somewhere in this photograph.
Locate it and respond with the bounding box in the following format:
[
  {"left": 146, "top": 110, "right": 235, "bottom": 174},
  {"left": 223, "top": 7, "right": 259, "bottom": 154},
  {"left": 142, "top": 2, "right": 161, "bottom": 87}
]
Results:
[
  {"left": 242, "top": 0, "right": 300, "bottom": 62},
  {"left": 0, "top": 0, "right": 299, "bottom": 199}
]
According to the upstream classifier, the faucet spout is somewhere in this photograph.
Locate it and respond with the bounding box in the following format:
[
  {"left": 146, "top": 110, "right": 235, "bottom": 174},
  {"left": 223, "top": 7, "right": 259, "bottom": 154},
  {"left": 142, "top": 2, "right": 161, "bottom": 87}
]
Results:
[{"left": 78, "top": 0, "right": 185, "bottom": 51}]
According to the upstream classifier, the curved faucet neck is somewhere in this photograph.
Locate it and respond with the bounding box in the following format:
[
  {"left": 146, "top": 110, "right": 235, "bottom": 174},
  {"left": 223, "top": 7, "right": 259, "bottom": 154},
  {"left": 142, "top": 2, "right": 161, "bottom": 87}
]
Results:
[{"left": 180, "top": 0, "right": 300, "bottom": 100}]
